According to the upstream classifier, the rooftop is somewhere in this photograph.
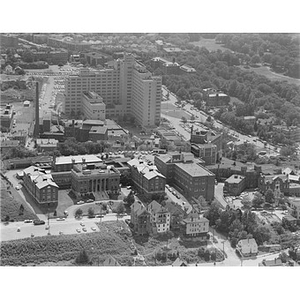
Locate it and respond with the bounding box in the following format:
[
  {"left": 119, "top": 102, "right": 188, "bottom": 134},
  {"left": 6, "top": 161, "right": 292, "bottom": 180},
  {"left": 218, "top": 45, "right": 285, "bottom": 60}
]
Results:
[
  {"left": 55, "top": 154, "right": 102, "bottom": 166},
  {"left": 176, "top": 162, "right": 214, "bottom": 177},
  {"left": 225, "top": 174, "right": 245, "bottom": 184}
]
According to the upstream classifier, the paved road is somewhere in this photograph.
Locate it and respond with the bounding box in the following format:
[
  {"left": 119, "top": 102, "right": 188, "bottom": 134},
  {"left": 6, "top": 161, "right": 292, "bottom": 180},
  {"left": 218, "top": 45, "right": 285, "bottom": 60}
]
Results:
[{"left": 0, "top": 213, "right": 130, "bottom": 242}]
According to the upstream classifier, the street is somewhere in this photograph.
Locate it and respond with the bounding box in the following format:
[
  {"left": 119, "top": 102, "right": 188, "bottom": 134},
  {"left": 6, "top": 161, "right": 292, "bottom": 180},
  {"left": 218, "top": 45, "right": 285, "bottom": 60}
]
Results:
[{"left": 0, "top": 213, "right": 130, "bottom": 242}]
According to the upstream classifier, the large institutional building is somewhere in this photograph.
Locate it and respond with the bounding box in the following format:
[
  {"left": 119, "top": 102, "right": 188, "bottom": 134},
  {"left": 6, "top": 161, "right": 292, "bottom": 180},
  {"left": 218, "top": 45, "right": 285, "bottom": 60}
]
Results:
[{"left": 64, "top": 53, "right": 162, "bottom": 128}]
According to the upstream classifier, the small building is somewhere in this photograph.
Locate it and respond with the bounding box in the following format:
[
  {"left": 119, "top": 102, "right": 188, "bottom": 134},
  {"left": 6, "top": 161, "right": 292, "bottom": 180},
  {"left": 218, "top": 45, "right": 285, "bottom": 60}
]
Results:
[
  {"left": 224, "top": 174, "right": 246, "bottom": 196},
  {"left": 287, "top": 198, "right": 300, "bottom": 220},
  {"left": 36, "top": 138, "right": 59, "bottom": 153},
  {"left": 181, "top": 209, "right": 209, "bottom": 239},
  {"left": 165, "top": 201, "right": 186, "bottom": 230},
  {"left": 243, "top": 116, "right": 256, "bottom": 125},
  {"left": 130, "top": 200, "right": 151, "bottom": 235},
  {"left": 236, "top": 238, "right": 258, "bottom": 257},
  {"left": 148, "top": 200, "right": 171, "bottom": 235},
  {"left": 172, "top": 257, "right": 188, "bottom": 267},
  {"left": 259, "top": 257, "right": 283, "bottom": 267}
]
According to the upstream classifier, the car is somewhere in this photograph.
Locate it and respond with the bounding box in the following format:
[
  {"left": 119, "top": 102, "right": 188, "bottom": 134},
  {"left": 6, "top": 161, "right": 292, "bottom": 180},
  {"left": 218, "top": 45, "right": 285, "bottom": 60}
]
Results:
[
  {"left": 76, "top": 229, "right": 81, "bottom": 233},
  {"left": 17, "top": 227, "right": 21, "bottom": 232},
  {"left": 56, "top": 217, "right": 65, "bottom": 221},
  {"left": 80, "top": 222, "right": 85, "bottom": 226},
  {"left": 82, "top": 227, "right": 87, "bottom": 232},
  {"left": 175, "top": 194, "right": 180, "bottom": 199},
  {"left": 33, "top": 219, "right": 45, "bottom": 225},
  {"left": 126, "top": 186, "right": 132, "bottom": 190},
  {"left": 15, "top": 186, "right": 21, "bottom": 190},
  {"left": 87, "top": 199, "right": 94, "bottom": 203},
  {"left": 96, "top": 214, "right": 104, "bottom": 218},
  {"left": 24, "top": 219, "right": 33, "bottom": 223},
  {"left": 91, "top": 227, "right": 97, "bottom": 231},
  {"left": 77, "top": 201, "right": 84, "bottom": 205}
]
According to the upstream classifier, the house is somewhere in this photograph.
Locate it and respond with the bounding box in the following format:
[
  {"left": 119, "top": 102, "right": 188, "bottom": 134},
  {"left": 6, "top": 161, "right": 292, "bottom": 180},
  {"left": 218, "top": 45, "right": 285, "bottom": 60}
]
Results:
[
  {"left": 130, "top": 200, "right": 151, "bottom": 235},
  {"left": 259, "top": 257, "right": 283, "bottom": 267},
  {"left": 102, "top": 256, "right": 121, "bottom": 266},
  {"left": 282, "top": 214, "right": 298, "bottom": 226},
  {"left": 181, "top": 208, "right": 209, "bottom": 239},
  {"left": 236, "top": 238, "right": 258, "bottom": 257},
  {"left": 148, "top": 200, "right": 170, "bottom": 234},
  {"left": 172, "top": 257, "right": 188, "bottom": 267},
  {"left": 165, "top": 201, "right": 186, "bottom": 230}
]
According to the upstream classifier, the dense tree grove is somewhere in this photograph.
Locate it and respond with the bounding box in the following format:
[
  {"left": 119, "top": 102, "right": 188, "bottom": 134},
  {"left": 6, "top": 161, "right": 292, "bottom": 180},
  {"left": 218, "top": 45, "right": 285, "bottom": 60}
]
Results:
[
  {"left": 204, "top": 201, "right": 271, "bottom": 246},
  {"left": 143, "top": 34, "right": 300, "bottom": 130}
]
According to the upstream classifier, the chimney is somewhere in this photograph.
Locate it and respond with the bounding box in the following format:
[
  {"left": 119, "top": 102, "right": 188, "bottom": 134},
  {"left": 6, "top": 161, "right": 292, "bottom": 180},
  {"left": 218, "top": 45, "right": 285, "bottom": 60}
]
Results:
[{"left": 34, "top": 81, "right": 39, "bottom": 138}]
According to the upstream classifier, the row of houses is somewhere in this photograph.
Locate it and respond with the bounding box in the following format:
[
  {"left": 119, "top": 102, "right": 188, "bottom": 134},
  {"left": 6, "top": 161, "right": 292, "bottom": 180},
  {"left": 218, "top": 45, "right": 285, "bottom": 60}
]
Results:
[{"left": 130, "top": 200, "right": 209, "bottom": 238}]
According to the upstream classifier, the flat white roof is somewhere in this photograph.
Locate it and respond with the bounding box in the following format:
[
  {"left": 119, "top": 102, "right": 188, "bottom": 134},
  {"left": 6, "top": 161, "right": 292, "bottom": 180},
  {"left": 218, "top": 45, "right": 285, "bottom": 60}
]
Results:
[{"left": 55, "top": 154, "right": 102, "bottom": 165}]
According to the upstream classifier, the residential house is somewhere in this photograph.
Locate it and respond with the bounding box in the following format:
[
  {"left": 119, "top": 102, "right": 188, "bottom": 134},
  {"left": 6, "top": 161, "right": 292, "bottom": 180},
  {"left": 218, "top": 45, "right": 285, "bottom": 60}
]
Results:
[
  {"left": 165, "top": 201, "right": 186, "bottom": 230},
  {"left": 181, "top": 208, "right": 209, "bottom": 239},
  {"left": 287, "top": 198, "right": 300, "bottom": 221},
  {"left": 236, "top": 238, "right": 258, "bottom": 257},
  {"left": 130, "top": 200, "right": 151, "bottom": 235},
  {"left": 259, "top": 258, "right": 283, "bottom": 267},
  {"left": 148, "top": 200, "right": 170, "bottom": 234}
]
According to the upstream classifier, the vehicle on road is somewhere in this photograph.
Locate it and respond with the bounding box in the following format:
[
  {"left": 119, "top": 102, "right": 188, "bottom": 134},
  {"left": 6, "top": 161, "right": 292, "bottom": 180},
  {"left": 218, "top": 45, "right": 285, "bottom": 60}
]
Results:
[
  {"left": 15, "top": 186, "right": 21, "bottom": 190},
  {"left": 82, "top": 227, "right": 87, "bottom": 232},
  {"left": 77, "top": 201, "right": 84, "bottom": 205},
  {"left": 76, "top": 229, "right": 81, "bottom": 233},
  {"left": 127, "top": 186, "right": 132, "bottom": 190},
  {"left": 24, "top": 219, "right": 33, "bottom": 223},
  {"left": 91, "top": 227, "right": 96, "bottom": 231},
  {"left": 17, "top": 227, "right": 21, "bottom": 232},
  {"left": 96, "top": 214, "right": 104, "bottom": 218},
  {"left": 33, "top": 219, "right": 45, "bottom": 225},
  {"left": 87, "top": 199, "right": 94, "bottom": 203},
  {"left": 80, "top": 222, "right": 85, "bottom": 226},
  {"left": 56, "top": 217, "right": 65, "bottom": 221}
]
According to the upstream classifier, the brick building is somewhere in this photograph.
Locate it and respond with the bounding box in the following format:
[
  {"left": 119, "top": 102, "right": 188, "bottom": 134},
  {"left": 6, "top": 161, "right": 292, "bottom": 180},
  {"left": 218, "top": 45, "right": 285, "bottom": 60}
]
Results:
[
  {"left": 224, "top": 174, "right": 246, "bottom": 196},
  {"left": 148, "top": 200, "right": 171, "bottom": 234},
  {"left": 258, "top": 174, "right": 289, "bottom": 196},
  {"left": 130, "top": 200, "right": 151, "bottom": 235},
  {"left": 154, "top": 152, "right": 215, "bottom": 201}
]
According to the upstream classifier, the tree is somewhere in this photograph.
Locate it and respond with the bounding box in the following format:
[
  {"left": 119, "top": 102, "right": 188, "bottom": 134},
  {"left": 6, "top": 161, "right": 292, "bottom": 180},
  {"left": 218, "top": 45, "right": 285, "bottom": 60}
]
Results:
[
  {"left": 252, "top": 192, "right": 264, "bottom": 208},
  {"left": 265, "top": 189, "right": 275, "bottom": 204},
  {"left": 88, "top": 207, "right": 95, "bottom": 218},
  {"left": 253, "top": 226, "right": 271, "bottom": 245},
  {"left": 241, "top": 196, "right": 252, "bottom": 210},
  {"left": 124, "top": 191, "right": 135, "bottom": 207},
  {"left": 115, "top": 202, "right": 125, "bottom": 215},
  {"left": 75, "top": 208, "right": 83, "bottom": 219},
  {"left": 181, "top": 116, "right": 187, "bottom": 123},
  {"left": 204, "top": 249, "right": 210, "bottom": 261},
  {"left": 204, "top": 201, "right": 221, "bottom": 226},
  {"left": 210, "top": 251, "right": 216, "bottom": 262},
  {"left": 75, "top": 250, "right": 90, "bottom": 265},
  {"left": 4, "top": 215, "right": 10, "bottom": 223},
  {"left": 19, "top": 204, "right": 24, "bottom": 215}
]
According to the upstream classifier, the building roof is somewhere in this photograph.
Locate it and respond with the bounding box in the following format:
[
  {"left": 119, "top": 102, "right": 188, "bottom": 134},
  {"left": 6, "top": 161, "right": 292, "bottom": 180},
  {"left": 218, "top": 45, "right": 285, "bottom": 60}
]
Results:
[
  {"left": 23, "top": 166, "right": 58, "bottom": 189},
  {"left": 238, "top": 238, "right": 257, "bottom": 250},
  {"left": 175, "top": 162, "right": 214, "bottom": 177},
  {"left": 0, "top": 140, "right": 19, "bottom": 148},
  {"left": 261, "top": 258, "right": 283, "bottom": 266},
  {"left": 89, "top": 126, "right": 108, "bottom": 134},
  {"left": 263, "top": 174, "right": 289, "bottom": 184},
  {"left": 148, "top": 200, "right": 169, "bottom": 215},
  {"left": 225, "top": 174, "right": 245, "bottom": 184},
  {"left": 172, "top": 257, "right": 188, "bottom": 266},
  {"left": 55, "top": 154, "right": 102, "bottom": 165}
]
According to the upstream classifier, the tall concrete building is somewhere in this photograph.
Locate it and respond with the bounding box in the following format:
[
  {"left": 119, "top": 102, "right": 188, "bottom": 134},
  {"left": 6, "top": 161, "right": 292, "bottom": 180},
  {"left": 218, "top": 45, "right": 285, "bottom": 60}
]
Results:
[{"left": 64, "top": 53, "right": 161, "bottom": 128}]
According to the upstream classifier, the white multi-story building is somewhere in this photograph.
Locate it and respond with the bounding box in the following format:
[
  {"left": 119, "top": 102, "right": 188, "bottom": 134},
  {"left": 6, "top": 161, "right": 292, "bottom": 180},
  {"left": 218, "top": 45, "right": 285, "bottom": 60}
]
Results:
[
  {"left": 82, "top": 91, "right": 106, "bottom": 121},
  {"left": 64, "top": 53, "right": 161, "bottom": 128},
  {"left": 148, "top": 200, "right": 170, "bottom": 234}
]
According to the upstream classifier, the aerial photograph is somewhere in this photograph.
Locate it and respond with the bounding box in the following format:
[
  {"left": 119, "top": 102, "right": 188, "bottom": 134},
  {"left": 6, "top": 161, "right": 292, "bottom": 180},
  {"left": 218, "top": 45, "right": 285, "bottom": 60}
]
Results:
[{"left": 0, "top": 31, "right": 300, "bottom": 269}]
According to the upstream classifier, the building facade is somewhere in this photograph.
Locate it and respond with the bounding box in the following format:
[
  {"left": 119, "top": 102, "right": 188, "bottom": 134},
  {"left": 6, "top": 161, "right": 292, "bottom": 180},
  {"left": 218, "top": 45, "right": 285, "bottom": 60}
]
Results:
[
  {"left": 82, "top": 91, "right": 106, "bottom": 121},
  {"left": 23, "top": 166, "right": 58, "bottom": 206},
  {"left": 130, "top": 200, "right": 151, "bottom": 235},
  {"left": 224, "top": 174, "right": 246, "bottom": 196},
  {"left": 154, "top": 152, "right": 215, "bottom": 201},
  {"left": 70, "top": 163, "right": 120, "bottom": 198},
  {"left": 258, "top": 174, "right": 289, "bottom": 196},
  {"left": 64, "top": 53, "right": 162, "bottom": 128},
  {"left": 148, "top": 200, "right": 171, "bottom": 234},
  {"left": 128, "top": 158, "right": 166, "bottom": 200}
]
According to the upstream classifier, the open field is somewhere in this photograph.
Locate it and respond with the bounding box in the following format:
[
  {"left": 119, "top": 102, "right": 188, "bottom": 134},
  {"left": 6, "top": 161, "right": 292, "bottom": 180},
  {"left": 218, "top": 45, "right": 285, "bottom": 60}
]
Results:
[
  {"left": 190, "top": 38, "right": 226, "bottom": 52},
  {"left": 0, "top": 221, "right": 133, "bottom": 266},
  {"left": 239, "top": 65, "right": 300, "bottom": 86},
  {"left": 0, "top": 179, "right": 37, "bottom": 222}
]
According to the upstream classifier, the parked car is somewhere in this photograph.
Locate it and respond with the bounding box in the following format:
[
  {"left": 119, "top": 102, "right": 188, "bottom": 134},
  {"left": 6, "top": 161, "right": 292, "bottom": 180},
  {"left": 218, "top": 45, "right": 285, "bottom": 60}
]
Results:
[
  {"left": 17, "top": 227, "right": 21, "bottom": 232},
  {"left": 56, "top": 217, "right": 65, "bottom": 221},
  {"left": 82, "top": 227, "right": 87, "bottom": 232},
  {"left": 76, "top": 229, "right": 81, "bottom": 233},
  {"left": 24, "top": 219, "right": 33, "bottom": 223},
  {"left": 80, "top": 222, "right": 85, "bottom": 226},
  {"left": 33, "top": 219, "right": 45, "bottom": 225},
  {"left": 87, "top": 199, "right": 94, "bottom": 203},
  {"left": 77, "top": 201, "right": 84, "bottom": 205},
  {"left": 91, "top": 227, "right": 97, "bottom": 231}
]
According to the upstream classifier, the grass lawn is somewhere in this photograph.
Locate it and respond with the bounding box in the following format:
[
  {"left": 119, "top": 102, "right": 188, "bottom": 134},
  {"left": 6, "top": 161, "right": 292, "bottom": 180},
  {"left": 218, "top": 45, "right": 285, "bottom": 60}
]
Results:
[
  {"left": 238, "top": 65, "right": 300, "bottom": 86},
  {"left": 0, "top": 221, "right": 134, "bottom": 266},
  {"left": 190, "top": 38, "right": 226, "bottom": 52},
  {"left": 0, "top": 180, "right": 37, "bottom": 222}
]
